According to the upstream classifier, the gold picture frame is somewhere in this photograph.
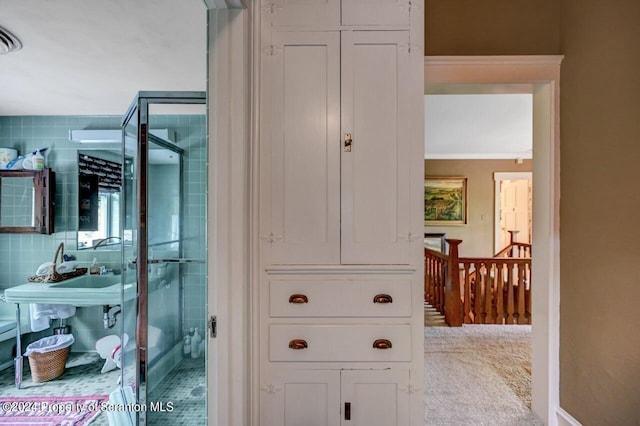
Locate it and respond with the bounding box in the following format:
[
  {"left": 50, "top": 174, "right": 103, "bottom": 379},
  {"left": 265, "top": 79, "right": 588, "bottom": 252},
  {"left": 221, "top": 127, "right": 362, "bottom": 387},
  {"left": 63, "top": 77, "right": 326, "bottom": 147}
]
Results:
[{"left": 424, "top": 177, "right": 468, "bottom": 226}]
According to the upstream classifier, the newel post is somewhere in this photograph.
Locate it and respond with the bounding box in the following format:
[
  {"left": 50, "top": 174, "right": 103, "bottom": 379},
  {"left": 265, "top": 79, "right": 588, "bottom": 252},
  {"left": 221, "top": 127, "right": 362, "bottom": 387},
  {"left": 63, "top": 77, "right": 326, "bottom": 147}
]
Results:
[
  {"left": 508, "top": 230, "right": 520, "bottom": 244},
  {"left": 444, "top": 239, "right": 463, "bottom": 326}
]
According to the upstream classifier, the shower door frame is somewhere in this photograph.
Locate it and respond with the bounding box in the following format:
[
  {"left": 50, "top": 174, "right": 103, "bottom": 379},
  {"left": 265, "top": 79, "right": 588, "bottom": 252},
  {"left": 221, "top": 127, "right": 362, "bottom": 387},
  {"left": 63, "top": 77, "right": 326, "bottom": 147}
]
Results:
[{"left": 122, "top": 91, "right": 207, "bottom": 424}]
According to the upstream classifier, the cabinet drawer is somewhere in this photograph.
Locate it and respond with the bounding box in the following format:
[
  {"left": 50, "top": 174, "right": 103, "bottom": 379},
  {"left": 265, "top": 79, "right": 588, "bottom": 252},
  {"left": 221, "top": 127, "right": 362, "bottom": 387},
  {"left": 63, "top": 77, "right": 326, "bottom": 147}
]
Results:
[
  {"left": 269, "top": 324, "right": 411, "bottom": 362},
  {"left": 270, "top": 279, "right": 411, "bottom": 317}
]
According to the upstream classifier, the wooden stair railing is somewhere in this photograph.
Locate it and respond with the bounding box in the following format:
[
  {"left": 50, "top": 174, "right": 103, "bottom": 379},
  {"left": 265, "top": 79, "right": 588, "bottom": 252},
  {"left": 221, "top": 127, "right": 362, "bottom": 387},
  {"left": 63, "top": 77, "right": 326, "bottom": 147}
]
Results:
[
  {"left": 495, "top": 230, "right": 532, "bottom": 258},
  {"left": 424, "top": 247, "right": 448, "bottom": 316},
  {"left": 459, "top": 257, "right": 531, "bottom": 324},
  {"left": 424, "top": 234, "right": 532, "bottom": 327}
]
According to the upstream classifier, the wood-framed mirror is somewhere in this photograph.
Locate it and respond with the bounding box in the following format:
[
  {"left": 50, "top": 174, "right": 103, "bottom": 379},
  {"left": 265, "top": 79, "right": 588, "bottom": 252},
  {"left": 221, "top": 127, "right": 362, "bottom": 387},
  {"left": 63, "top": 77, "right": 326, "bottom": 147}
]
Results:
[{"left": 0, "top": 168, "right": 55, "bottom": 234}]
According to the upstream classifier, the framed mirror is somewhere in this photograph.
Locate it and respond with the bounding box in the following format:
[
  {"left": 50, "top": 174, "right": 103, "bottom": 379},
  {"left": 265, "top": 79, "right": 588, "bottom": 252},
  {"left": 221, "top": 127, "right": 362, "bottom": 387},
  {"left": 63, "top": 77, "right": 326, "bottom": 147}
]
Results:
[
  {"left": 0, "top": 169, "right": 55, "bottom": 234},
  {"left": 76, "top": 150, "right": 127, "bottom": 249}
]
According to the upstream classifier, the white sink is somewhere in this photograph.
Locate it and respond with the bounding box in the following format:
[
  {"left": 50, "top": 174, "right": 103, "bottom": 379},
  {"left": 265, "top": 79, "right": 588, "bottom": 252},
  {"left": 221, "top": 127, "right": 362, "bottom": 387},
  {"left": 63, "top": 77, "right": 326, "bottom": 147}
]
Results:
[
  {"left": 52, "top": 275, "right": 120, "bottom": 289},
  {"left": 4, "top": 273, "right": 136, "bottom": 307}
]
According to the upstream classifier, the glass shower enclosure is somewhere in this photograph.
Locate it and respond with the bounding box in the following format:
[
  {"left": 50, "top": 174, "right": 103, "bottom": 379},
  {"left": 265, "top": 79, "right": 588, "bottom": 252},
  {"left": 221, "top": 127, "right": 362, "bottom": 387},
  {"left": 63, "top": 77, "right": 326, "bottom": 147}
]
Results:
[{"left": 119, "top": 91, "right": 207, "bottom": 425}]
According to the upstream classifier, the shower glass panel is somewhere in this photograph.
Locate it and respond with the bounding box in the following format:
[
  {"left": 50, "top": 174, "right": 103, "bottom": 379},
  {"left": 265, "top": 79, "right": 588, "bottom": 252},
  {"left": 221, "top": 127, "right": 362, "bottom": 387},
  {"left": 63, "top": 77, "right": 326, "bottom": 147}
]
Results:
[{"left": 121, "top": 92, "right": 207, "bottom": 425}]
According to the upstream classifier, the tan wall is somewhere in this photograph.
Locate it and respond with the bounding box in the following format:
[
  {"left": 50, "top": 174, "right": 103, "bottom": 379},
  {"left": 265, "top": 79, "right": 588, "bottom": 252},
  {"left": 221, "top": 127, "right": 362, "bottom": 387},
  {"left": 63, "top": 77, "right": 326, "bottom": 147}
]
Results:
[
  {"left": 560, "top": 1, "right": 640, "bottom": 423},
  {"left": 424, "top": 0, "right": 560, "bottom": 55},
  {"left": 424, "top": 159, "right": 532, "bottom": 257},
  {"left": 426, "top": 3, "right": 640, "bottom": 422}
]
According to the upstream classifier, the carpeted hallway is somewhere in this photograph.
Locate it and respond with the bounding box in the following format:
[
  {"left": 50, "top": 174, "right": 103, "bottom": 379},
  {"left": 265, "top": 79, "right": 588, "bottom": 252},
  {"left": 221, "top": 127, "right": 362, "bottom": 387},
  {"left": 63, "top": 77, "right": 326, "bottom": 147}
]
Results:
[{"left": 424, "top": 311, "right": 542, "bottom": 425}]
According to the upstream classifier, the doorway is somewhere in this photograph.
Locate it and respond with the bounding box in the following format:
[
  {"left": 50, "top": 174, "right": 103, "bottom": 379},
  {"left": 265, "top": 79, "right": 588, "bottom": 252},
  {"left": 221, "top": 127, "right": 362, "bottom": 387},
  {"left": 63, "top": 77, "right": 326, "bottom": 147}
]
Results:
[
  {"left": 424, "top": 55, "right": 562, "bottom": 424},
  {"left": 494, "top": 172, "right": 532, "bottom": 253}
]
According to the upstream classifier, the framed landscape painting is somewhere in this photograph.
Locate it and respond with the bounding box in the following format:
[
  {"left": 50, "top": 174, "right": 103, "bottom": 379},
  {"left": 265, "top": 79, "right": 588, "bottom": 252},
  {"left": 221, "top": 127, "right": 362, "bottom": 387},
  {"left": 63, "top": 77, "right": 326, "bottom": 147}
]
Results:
[{"left": 424, "top": 177, "right": 468, "bottom": 225}]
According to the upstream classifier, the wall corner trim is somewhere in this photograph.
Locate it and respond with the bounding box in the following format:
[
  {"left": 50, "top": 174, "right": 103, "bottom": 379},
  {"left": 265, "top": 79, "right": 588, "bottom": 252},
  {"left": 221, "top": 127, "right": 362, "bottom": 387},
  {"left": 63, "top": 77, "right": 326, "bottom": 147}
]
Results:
[{"left": 557, "top": 407, "right": 583, "bottom": 426}]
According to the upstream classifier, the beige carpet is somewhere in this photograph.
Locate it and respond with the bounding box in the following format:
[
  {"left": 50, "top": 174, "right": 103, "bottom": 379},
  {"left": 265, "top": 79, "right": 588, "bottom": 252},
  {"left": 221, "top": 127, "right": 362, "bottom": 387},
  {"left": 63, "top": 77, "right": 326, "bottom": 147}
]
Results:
[{"left": 424, "top": 324, "right": 542, "bottom": 425}]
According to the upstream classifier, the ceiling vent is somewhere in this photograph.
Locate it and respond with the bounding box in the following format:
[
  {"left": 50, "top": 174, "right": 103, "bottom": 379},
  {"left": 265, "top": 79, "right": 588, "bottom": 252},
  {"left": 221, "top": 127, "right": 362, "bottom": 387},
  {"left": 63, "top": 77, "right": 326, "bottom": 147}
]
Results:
[{"left": 0, "top": 26, "right": 22, "bottom": 54}]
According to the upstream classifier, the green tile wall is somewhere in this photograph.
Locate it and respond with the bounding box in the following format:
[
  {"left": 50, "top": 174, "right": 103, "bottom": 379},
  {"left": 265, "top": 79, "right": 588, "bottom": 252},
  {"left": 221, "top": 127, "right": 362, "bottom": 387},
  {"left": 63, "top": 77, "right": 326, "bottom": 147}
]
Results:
[{"left": 0, "top": 115, "right": 207, "bottom": 352}]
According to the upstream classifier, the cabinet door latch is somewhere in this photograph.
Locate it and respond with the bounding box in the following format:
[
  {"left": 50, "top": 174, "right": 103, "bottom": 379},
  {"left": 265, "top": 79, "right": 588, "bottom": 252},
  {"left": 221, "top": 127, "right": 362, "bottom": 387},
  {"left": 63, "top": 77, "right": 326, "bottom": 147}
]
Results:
[
  {"left": 344, "top": 133, "right": 352, "bottom": 152},
  {"left": 344, "top": 402, "right": 351, "bottom": 420},
  {"left": 209, "top": 315, "right": 217, "bottom": 338}
]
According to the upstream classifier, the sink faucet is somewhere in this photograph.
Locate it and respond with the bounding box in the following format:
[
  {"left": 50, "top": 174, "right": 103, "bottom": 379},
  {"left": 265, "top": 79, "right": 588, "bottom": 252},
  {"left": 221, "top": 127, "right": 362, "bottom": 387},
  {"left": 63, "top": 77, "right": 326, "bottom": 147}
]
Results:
[{"left": 93, "top": 236, "right": 122, "bottom": 250}]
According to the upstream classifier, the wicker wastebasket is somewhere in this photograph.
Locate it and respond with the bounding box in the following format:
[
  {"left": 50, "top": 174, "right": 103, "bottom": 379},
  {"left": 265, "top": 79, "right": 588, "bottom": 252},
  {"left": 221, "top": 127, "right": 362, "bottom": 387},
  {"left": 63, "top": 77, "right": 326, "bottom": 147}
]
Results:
[{"left": 24, "top": 334, "right": 75, "bottom": 383}]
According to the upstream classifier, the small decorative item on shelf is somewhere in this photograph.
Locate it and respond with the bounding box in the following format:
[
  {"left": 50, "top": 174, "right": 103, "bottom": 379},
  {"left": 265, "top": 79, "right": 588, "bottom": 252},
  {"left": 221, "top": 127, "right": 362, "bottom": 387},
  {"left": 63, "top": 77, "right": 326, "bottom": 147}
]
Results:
[{"left": 28, "top": 243, "right": 88, "bottom": 283}]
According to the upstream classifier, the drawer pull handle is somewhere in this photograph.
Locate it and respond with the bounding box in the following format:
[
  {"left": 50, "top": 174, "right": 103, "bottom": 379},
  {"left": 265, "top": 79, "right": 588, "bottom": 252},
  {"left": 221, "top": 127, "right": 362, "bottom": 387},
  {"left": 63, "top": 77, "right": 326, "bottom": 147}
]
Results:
[
  {"left": 289, "top": 294, "right": 308, "bottom": 304},
  {"left": 288, "top": 339, "right": 308, "bottom": 350},
  {"left": 373, "top": 339, "right": 392, "bottom": 349},
  {"left": 373, "top": 294, "right": 393, "bottom": 304}
]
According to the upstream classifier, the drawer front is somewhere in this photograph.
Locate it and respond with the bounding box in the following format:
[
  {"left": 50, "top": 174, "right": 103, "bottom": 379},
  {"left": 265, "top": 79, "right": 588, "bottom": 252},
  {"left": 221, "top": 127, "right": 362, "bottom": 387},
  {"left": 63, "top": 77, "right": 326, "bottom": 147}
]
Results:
[
  {"left": 269, "top": 324, "right": 411, "bottom": 362},
  {"left": 269, "top": 280, "right": 412, "bottom": 317}
]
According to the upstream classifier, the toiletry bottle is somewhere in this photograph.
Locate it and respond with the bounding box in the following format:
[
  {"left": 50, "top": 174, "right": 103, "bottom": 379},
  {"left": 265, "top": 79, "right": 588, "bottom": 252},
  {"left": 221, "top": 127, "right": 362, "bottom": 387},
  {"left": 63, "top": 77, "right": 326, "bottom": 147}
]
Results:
[
  {"left": 90, "top": 258, "right": 99, "bottom": 275},
  {"left": 32, "top": 150, "right": 45, "bottom": 170},
  {"left": 183, "top": 334, "right": 192, "bottom": 357},
  {"left": 191, "top": 328, "right": 202, "bottom": 358}
]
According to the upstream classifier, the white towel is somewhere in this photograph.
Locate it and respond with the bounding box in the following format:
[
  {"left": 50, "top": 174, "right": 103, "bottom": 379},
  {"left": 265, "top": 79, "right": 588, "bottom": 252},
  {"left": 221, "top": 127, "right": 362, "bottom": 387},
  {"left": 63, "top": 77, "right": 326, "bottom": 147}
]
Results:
[
  {"left": 29, "top": 304, "right": 76, "bottom": 332},
  {"left": 106, "top": 386, "right": 136, "bottom": 426}
]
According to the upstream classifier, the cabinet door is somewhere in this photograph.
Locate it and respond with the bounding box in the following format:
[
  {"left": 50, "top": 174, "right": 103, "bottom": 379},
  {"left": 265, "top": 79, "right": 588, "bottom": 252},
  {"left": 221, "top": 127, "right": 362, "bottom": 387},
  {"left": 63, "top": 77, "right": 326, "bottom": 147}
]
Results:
[
  {"left": 340, "top": 369, "right": 410, "bottom": 426},
  {"left": 340, "top": 31, "right": 412, "bottom": 265},
  {"left": 264, "top": 0, "right": 340, "bottom": 27},
  {"left": 261, "top": 31, "right": 341, "bottom": 264},
  {"left": 261, "top": 369, "right": 341, "bottom": 426},
  {"left": 342, "top": 0, "right": 410, "bottom": 26}
]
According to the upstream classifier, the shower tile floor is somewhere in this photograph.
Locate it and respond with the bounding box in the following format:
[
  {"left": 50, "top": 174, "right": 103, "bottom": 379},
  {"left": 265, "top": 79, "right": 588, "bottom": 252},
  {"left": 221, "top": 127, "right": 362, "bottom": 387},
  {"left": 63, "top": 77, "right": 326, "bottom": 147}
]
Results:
[{"left": 0, "top": 352, "right": 206, "bottom": 425}]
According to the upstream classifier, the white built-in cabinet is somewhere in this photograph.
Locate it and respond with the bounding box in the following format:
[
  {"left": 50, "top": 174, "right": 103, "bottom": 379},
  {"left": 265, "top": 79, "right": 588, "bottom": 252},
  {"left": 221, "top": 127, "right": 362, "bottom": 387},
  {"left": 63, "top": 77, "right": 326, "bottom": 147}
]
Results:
[
  {"left": 261, "top": 369, "right": 410, "bottom": 426},
  {"left": 258, "top": 0, "right": 422, "bottom": 423},
  {"left": 265, "top": 0, "right": 410, "bottom": 27},
  {"left": 260, "top": 30, "right": 412, "bottom": 265}
]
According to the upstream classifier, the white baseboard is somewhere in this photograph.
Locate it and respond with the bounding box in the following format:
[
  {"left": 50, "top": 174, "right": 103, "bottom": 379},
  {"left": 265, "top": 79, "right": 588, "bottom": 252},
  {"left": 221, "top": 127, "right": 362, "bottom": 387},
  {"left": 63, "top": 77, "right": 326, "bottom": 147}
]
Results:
[{"left": 557, "top": 407, "right": 582, "bottom": 426}]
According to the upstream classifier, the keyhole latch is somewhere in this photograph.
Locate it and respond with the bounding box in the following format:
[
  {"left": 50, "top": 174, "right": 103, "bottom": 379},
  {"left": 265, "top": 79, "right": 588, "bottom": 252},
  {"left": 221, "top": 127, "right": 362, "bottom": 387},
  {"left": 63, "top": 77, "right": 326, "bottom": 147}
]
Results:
[{"left": 344, "top": 133, "right": 352, "bottom": 152}]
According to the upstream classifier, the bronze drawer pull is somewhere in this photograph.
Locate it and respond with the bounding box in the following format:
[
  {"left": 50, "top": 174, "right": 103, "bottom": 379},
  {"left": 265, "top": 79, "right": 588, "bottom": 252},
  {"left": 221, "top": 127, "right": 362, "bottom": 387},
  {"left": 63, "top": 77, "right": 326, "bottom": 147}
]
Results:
[
  {"left": 373, "top": 294, "right": 393, "bottom": 304},
  {"left": 288, "top": 339, "right": 308, "bottom": 350},
  {"left": 289, "top": 294, "right": 309, "bottom": 304},
  {"left": 372, "top": 339, "right": 392, "bottom": 349}
]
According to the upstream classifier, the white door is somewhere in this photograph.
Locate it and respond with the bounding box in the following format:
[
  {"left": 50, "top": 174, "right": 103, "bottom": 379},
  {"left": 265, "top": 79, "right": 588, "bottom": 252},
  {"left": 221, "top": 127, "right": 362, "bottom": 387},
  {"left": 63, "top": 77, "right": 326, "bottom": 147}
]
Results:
[
  {"left": 342, "top": 0, "right": 410, "bottom": 26},
  {"left": 265, "top": 0, "right": 340, "bottom": 27},
  {"left": 495, "top": 173, "right": 532, "bottom": 252},
  {"left": 261, "top": 369, "right": 341, "bottom": 426},
  {"left": 340, "top": 369, "right": 410, "bottom": 426},
  {"left": 260, "top": 31, "right": 341, "bottom": 264},
  {"left": 340, "top": 31, "right": 412, "bottom": 265}
]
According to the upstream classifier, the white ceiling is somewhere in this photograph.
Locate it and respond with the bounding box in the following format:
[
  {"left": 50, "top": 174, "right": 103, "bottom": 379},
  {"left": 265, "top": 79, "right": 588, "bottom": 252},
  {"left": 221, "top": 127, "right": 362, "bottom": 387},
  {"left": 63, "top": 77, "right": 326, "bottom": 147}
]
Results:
[
  {"left": 0, "top": 0, "right": 207, "bottom": 116},
  {"left": 425, "top": 94, "right": 533, "bottom": 160}
]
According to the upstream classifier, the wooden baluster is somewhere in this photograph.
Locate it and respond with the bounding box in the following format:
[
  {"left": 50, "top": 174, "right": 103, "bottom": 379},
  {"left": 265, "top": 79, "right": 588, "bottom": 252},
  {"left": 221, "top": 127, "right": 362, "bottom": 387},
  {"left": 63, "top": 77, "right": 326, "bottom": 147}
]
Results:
[
  {"left": 525, "top": 262, "right": 532, "bottom": 324},
  {"left": 484, "top": 263, "right": 494, "bottom": 324},
  {"left": 496, "top": 263, "right": 505, "bottom": 324},
  {"left": 444, "top": 239, "right": 463, "bottom": 326},
  {"left": 424, "top": 249, "right": 428, "bottom": 303},
  {"left": 474, "top": 262, "right": 483, "bottom": 324},
  {"left": 434, "top": 259, "right": 440, "bottom": 312},
  {"left": 463, "top": 263, "right": 471, "bottom": 323},
  {"left": 424, "top": 258, "right": 433, "bottom": 306},
  {"left": 430, "top": 258, "right": 436, "bottom": 307},
  {"left": 436, "top": 259, "right": 441, "bottom": 310},
  {"left": 517, "top": 263, "right": 526, "bottom": 324},
  {"left": 506, "top": 262, "right": 515, "bottom": 324}
]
